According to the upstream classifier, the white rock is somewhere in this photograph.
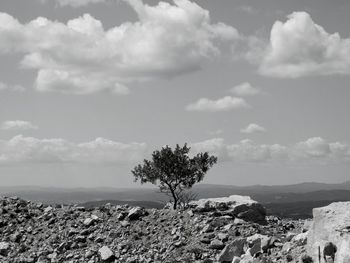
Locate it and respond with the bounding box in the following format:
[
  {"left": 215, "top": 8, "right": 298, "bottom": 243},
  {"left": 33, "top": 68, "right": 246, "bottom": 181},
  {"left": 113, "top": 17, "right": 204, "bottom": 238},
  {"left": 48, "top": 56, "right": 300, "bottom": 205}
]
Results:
[
  {"left": 91, "top": 214, "right": 99, "bottom": 220},
  {"left": 190, "top": 195, "right": 266, "bottom": 224},
  {"left": 292, "top": 232, "right": 307, "bottom": 246},
  {"left": 307, "top": 202, "right": 350, "bottom": 263},
  {"left": 98, "top": 246, "right": 114, "bottom": 261},
  {"left": 44, "top": 206, "right": 53, "bottom": 213},
  {"left": 247, "top": 233, "right": 271, "bottom": 253},
  {"left": 83, "top": 218, "right": 94, "bottom": 226},
  {"left": 190, "top": 195, "right": 257, "bottom": 209}
]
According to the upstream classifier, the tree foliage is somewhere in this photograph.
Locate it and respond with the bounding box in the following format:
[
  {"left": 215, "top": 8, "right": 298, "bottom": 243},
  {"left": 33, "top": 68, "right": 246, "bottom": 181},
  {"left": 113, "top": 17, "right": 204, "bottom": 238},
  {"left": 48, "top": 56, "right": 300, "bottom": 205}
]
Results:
[{"left": 132, "top": 144, "right": 217, "bottom": 209}]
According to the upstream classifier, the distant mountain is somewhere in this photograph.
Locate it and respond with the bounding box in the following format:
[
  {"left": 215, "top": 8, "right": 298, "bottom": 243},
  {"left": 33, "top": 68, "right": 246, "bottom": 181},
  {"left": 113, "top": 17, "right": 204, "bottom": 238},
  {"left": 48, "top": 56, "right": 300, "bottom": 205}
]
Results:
[
  {"left": 1, "top": 181, "right": 350, "bottom": 203},
  {"left": 264, "top": 200, "right": 350, "bottom": 219}
]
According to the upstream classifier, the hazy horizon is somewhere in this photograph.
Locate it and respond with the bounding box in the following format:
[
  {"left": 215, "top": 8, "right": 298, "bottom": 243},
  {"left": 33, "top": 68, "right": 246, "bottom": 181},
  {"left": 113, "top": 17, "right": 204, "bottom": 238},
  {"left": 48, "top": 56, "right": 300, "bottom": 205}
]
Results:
[{"left": 0, "top": 0, "right": 350, "bottom": 187}]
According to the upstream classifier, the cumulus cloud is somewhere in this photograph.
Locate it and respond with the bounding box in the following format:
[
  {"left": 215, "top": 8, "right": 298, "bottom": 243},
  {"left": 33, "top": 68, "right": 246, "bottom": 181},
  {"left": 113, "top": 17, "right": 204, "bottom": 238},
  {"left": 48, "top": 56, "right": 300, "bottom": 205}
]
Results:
[
  {"left": 0, "top": 135, "right": 348, "bottom": 165},
  {"left": 1, "top": 121, "right": 38, "bottom": 131},
  {"left": 230, "top": 82, "right": 260, "bottom": 96},
  {"left": 191, "top": 137, "right": 350, "bottom": 163},
  {"left": 0, "top": 0, "right": 238, "bottom": 94},
  {"left": 257, "top": 12, "right": 350, "bottom": 78},
  {"left": 0, "top": 82, "right": 25, "bottom": 92},
  {"left": 240, "top": 123, "right": 266, "bottom": 134},
  {"left": 186, "top": 96, "right": 250, "bottom": 112},
  {"left": 0, "top": 135, "right": 147, "bottom": 164}
]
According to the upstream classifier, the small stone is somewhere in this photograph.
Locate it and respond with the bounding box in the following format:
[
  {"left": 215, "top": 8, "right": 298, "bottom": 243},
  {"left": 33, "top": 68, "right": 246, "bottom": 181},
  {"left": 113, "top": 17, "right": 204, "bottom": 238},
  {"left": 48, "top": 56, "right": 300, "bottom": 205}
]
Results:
[
  {"left": 44, "top": 206, "right": 53, "bottom": 213},
  {"left": 83, "top": 218, "right": 94, "bottom": 227},
  {"left": 209, "top": 239, "right": 224, "bottom": 250},
  {"left": 0, "top": 242, "right": 10, "bottom": 256},
  {"left": 98, "top": 246, "right": 114, "bottom": 261}
]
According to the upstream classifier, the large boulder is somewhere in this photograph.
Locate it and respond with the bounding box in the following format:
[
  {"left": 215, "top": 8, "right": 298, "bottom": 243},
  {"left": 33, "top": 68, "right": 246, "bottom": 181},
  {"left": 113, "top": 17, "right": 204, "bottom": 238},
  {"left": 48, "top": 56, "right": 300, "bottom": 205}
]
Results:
[
  {"left": 307, "top": 202, "right": 350, "bottom": 263},
  {"left": 190, "top": 195, "right": 266, "bottom": 224}
]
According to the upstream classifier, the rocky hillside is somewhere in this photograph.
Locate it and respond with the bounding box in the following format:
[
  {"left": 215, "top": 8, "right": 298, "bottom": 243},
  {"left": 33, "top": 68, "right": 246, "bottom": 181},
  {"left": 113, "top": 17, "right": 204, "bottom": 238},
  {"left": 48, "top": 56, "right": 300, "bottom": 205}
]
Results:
[{"left": 0, "top": 195, "right": 344, "bottom": 263}]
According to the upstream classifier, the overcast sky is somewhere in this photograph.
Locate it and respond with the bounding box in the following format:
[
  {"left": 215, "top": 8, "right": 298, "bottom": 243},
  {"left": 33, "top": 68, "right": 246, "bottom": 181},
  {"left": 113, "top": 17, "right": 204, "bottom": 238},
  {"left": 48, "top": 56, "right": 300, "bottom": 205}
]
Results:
[{"left": 0, "top": 0, "right": 349, "bottom": 187}]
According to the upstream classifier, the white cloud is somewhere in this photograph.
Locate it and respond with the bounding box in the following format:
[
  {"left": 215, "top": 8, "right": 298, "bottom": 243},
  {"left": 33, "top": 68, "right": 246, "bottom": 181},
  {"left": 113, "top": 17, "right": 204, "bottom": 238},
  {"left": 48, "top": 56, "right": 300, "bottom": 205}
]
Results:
[
  {"left": 240, "top": 123, "right": 266, "bottom": 134},
  {"left": 257, "top": 12, "right": 350, "bottom": 78},
  {"left": 0, "top": 135, "right": 348, "bottom": 165},
  {"left": 186, "top": 96, "right": 250, "bottom": 112},
  {"left": 55, "top": 0, "right": 105, "bottom": 7},
  {"left": 230, "top": 82, "right": 260, "bottom": 96},
  {"left": 1, "top": 121, "right": 38, "bottom": 131},
  {"left": 294, "top": 137, "right": 331, "bottom": 158},
  {"left": 191, "top": 137, "right": 350, "bottom": 163},
  {"left": 191, "top": 138, "right": 230, "bottom": 161},
  {"left": 0, "top": 82, "right": 25, "bottom": 92},
  {"left": 0, "top": 135, "right": 147, "bottom": 164},
  {"left": 0, "top": 0, "right": 238, "bottom": 94}
]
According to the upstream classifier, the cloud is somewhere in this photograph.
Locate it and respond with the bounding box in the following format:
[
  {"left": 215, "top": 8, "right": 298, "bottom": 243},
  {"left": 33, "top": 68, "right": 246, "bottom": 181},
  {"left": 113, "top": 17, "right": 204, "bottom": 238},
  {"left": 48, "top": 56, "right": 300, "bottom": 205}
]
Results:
[
  {"left": 238, "top": 5, "right": 258, "bottom": 15},
  {"left": 0, "top": 82, "right": 25, "bottom": 92},
  {"left": 0, "top": 135, "right": 147, "bottom": 164},
  {"left": 1, "top": 121, "right": 38, "bottom": 131},
  {"left": 0, "top": 0, "right": 238, "bottom": 94},
  {"left": 230, "top": 82, "right": 260, "bottom": 96},
  {"left": 240, "top": 123, "right": 266, "bottom": 134},
  {"left": 191, "top": 138, "right": 230, "bottom": 161},
  {"left": 294, "top": 137, "right": 331, "bottom": 158},
  {"left": 186, "top": 96, "right": 250, "bottom": 112},
  {"left": 54, "top": 0, "right": 106, "bottom": 7},
  {"left": 191, "top": 137, "right": 350, "bottom": 163},
  {"left": 256, "top": 12, "right": 350, "bottom": 78},
  {"left": 0, "top": 135, "right": 348, "bottom": 165}
]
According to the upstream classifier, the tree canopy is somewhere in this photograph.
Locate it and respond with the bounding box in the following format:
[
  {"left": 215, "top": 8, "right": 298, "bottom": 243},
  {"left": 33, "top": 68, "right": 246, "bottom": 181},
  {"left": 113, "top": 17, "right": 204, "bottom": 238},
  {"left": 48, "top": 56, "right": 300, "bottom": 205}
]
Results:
[{"left": 132, "top": 143, "right": 217, "bottom": 209}]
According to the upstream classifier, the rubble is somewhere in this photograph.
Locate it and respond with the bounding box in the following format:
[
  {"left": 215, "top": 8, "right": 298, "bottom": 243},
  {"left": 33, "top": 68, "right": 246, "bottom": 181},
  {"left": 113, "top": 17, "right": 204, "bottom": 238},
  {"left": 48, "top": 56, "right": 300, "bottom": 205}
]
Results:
[{"left": 0, "top": 195, "right": 346, "bottom": 262}]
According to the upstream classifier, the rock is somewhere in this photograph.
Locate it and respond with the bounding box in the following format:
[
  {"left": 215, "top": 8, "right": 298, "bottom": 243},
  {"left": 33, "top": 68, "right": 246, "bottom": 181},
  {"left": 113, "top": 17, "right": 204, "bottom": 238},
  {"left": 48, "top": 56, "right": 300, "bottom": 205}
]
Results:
[
  {"left": 44, "top": 206, "right": 53, "bottom": 213},
  {"left": 292, "top": 232, "right": 308, "bottom": 246},
  {"left": 0, "top": 242, "right": 10, "bottom": 256},
  {"left": 83, "top": 217, "right": 95, "bottom": 227},
  {"left": 307, "top": 202, "right": 350, "bottom": 263},
  {"left": 127, "top": 207, "right": 146, "bottom": 220},
  {"left": 190, "top": 195, "right": 266, "bottom": 224},
  {"left": 217, "top": 233, "right": 228, "bottom": 242},
  {"left": 217, "top": 238, "right": 246, "bottom": 262},
  {"left": 209, "top": 239, "right": 224, "bottom": 250},
  {"left": 10, "top": 231, "right": 21, "bottom": 242},
  {"left": 301, "top": 255, "right": 313, "bottom": 263},
  {"left": 247, "top": 234, "right": 272, "bottom": 253},
  {"left": 0, "top": 195, "right": 309, "bottom": 263},
  {"left": 98, "top": 246, "right": 114, "bottom": 261}
]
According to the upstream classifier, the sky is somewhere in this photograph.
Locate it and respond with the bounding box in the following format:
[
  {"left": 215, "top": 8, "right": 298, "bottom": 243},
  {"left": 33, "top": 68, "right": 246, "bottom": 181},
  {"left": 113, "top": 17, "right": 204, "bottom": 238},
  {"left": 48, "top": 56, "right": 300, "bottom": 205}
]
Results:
[{"left": 0, "top": 0, "right": 349, "bottom": 187}]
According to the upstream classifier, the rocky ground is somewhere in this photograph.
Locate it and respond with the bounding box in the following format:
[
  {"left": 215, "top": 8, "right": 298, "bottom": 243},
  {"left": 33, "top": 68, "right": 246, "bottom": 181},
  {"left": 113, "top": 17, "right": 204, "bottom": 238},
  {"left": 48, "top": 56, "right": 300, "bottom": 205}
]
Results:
[{"left": 0, "top": 195, "right": 313, "bottom": 263}]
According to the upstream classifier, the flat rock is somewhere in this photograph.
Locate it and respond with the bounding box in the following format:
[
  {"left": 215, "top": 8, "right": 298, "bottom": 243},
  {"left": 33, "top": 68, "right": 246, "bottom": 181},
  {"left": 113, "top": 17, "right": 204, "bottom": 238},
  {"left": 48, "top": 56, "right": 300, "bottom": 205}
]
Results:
[{"left": 190, "top": 195, "right": 266, "bottom": 224}]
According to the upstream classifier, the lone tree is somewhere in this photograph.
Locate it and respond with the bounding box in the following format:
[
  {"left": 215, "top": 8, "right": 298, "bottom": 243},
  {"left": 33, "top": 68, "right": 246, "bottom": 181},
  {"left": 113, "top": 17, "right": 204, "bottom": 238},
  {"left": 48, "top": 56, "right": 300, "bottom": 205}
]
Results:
[{"left": 132, "top": 144, "right": 217, "bottom": 209}]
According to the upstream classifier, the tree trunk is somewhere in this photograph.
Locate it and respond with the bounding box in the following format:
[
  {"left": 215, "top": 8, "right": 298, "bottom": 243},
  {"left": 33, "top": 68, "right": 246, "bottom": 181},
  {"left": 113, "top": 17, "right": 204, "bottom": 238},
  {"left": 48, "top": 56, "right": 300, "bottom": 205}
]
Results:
[
  {"left": 172, "top": 198, "right": 178, "bottom": 210},
  {"left": 169, "top": 187, "right": 178, "bottom": 209}
]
